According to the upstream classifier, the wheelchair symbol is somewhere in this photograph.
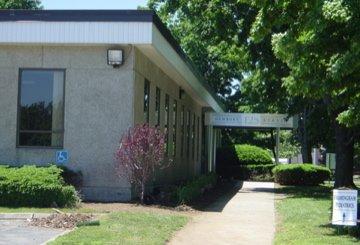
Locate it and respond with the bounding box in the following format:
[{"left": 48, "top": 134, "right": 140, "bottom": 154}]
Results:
[{"left": 56, "top": 151, "right": 69, "bottom": 164}]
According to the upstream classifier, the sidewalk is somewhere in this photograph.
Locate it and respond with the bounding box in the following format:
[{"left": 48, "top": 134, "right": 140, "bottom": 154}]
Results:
[
  {"left": 0, "top": 214, "right": 67, "bottom": 245},
  {"left": 169, "top": 181, "right": 275, "bottom": 245}
]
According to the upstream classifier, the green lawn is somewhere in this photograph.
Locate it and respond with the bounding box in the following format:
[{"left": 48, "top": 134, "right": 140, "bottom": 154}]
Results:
[
  {"left": 275, "top": 185, "right": 360, "bottom": 244},
  {"left": 50, "top": 211, "right": 189, "bottom": 245}
]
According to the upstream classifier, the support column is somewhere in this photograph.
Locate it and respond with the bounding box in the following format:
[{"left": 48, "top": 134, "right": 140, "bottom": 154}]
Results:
[
  {"left": 276, "top": 127, "right": 280, "bottom": 164},
  {"left": 212, "top": 128, "right": 217, "bottom": 172}
]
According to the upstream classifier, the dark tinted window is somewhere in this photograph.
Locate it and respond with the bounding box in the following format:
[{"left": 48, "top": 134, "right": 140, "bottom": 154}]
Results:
[
  {"left": 155, "top": 87, "right": 161, "bottom": 126},
  {"left": 143, "top": 79, "right": 150, "bottom": 123},
  {"left": 18, "top": 69, "right": 65, "bottom": 147}
]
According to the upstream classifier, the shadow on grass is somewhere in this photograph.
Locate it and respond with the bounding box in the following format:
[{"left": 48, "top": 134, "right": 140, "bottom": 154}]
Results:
[
  {"left": 276, "top": 185, "right": 332, "bottom": 200},
  {"left": 277, "top": 184, "right": 360, "bottom": 241},
  {"left": 319, "top": 223, "right": 360, "bottom": 241}
]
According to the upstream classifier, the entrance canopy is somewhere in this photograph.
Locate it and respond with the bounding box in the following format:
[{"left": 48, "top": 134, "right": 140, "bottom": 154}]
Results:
[
  {"left": 204, "top": 113, "right": 297, "bottom": 171},
  {"left": 205, "top": 113, "right": 296, "bottom": 129}
]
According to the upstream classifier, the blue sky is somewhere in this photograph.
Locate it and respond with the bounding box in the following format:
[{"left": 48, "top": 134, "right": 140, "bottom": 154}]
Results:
[{"left": 42, "top": 0, "right": 148, "bottom": 10}]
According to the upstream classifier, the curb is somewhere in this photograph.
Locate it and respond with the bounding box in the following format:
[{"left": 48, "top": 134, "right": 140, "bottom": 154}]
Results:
[
  {"left": 40, "top": 229, "right": 74, "bottom": 245},
  {"left": 0, "top": 213, "right": 52, "bottom": 220}
]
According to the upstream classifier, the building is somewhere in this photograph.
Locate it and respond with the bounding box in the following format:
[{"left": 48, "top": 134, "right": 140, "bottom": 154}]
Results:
[{"left": 0, "top": 10, "right": 223, "bottom": 201}]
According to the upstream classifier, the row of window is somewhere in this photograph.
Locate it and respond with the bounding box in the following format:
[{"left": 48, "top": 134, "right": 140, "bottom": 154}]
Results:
[{"left": 143, "top": 79, "right": 201, "bottom": 161}]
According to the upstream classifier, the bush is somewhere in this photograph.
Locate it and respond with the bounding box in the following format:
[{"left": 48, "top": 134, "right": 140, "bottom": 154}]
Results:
[
  {"left": 273, "top": 164, "right": 331, "bottom": 186},
  {"left": 216, "top": 146, "right": 239, "bottom": 167},
  {"left": 235, "top": 144, "right": 273, "bottom": 165},
  {"left": 175, "top": 173, "right": 217, "bottom": 204},
  {"left": 218, "top": 164, "right": 276, "bottom": 181},
  {"left": 0, "top": 165, "right": 79, "bottom": 207}
]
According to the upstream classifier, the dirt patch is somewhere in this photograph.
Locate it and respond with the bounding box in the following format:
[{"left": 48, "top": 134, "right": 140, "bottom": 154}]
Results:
[
  {"left": 81, "top": 180, "right": 238, "bottom": 215},
  {"left": 30, "top": 213, "right": 93, "bottom": 229},
  {"left": 81, "top": 202, "right": 198, "bottom": 217}
]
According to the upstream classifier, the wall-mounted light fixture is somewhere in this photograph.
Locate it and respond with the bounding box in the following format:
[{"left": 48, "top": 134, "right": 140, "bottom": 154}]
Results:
[{"left": 107, "top": 49, "right": 124, "bottom": 68}]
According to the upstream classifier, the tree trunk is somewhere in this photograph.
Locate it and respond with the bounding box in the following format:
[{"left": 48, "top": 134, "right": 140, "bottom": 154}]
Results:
[
  {"left": 299, "top": 109, "right": 312, "bottom": 163},
  {"left": 334, "top": 122, "right": 355, "bottom": 188},
  {"left": 140, "top": 181, "right": 145, "bottom": 204}
]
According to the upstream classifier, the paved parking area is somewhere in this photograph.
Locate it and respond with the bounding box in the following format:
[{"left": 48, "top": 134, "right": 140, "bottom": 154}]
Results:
[{"left": 0, "top": 220, "right": 66, "bottom": 245}]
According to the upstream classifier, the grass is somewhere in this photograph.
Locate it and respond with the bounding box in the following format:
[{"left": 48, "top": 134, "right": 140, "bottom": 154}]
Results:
[
  {"left": 275, "top": 185, "right": 360, "bottom": 244},
  {"left": 50, "top": 211, "right": 189, "bottom": 245}
]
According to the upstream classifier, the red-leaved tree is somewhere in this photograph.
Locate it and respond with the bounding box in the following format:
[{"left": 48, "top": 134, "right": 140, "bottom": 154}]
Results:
[{"left": 115, "top": 124, "right": 170, "bottom": 203}]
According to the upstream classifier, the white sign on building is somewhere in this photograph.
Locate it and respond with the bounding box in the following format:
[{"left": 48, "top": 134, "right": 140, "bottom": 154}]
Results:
[
  {"left": 332, "top": 189, "right": 358, "bottom": 226},
  {"left": 205, "top": 113, "right": 295, "bottom": 129}
]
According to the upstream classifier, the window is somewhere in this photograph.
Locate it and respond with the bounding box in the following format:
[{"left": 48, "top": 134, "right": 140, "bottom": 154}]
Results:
[
  {"left": 18, "top": 69, "right": 65, "bottom": 147},
  {"left": 192, "top": 113, "right": 196, "bottom": 160},
  {"left": 186, "top": 110, "right": 190, "bottom": 158},
  {"left": 155, "top": 87, "right": 161, "bottom": 127},
  {"left": 197, "top": 116, "right": 200, "bottom": 161},
  {"left": 165, "top": 94, "right": 170, "bottom": 155},
  {"left": 172, "top": 100, "right": 177, "bottom": 157},
  {"left": 143, "top": 79, "right": 150, "bottom": 123},
  {"left": 180, "top": 105, "right": 185, "bottom": 157}
]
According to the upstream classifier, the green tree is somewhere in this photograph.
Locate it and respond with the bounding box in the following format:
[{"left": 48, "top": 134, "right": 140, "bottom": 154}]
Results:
[
  {"left": 0, "top": 0, "right": 41, "bottom": 9},
  {"left": 247, "top": 0, "right": 360, "bottom": 187},
  {"left": 149, "top": 0, "right": 288, "bottom": 112},
  {"left": 148, "top": 0, "right": 336, "bottom": 163}
]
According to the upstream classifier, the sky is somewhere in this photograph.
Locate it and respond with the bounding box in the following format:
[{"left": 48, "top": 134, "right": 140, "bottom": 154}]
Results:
[{"left": 41, "top": 0, "right": 148, "bottom": 10}]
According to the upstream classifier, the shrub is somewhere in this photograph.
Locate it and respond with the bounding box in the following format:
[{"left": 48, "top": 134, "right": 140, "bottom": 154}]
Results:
[
  {"left": 216, "top": 146, "right": 239, "bottom": 168},
  {"left": 115, "top": 124, "right": 170, "bottom": 204},
  {"left": 273, "top": 164, "right": 331, "bottom": 186},
  {"left": 235, "top": 144, "right": 273, "bottom": 165},
  {"left": 0, "top": 165, "right": 79, "bottom": 207},
  {"left": 176, "top": 173, "right": 217, "bottom": 204}
]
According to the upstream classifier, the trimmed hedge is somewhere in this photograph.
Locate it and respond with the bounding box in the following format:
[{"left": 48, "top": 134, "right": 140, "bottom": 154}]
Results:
[
  {"left": 273, "top": 164, "right": 331, "bottom": 186},
  {"left": 0, "top": 165, "right": 79, "bottom": 207},
  {"left": 175, "top": 173, "right": 217, "bottom": 204},
  {"left": 235, "top": 144, "right": 273, "bottom": 165}
]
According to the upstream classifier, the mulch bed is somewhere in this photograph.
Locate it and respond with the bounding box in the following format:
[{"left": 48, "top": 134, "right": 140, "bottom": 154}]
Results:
[{"left": 30, "top": 213, "right": 93, "bottom": 229}]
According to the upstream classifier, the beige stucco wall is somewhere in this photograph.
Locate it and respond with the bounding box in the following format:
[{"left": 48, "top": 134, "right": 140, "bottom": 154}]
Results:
[
  {"left": 133, "top": 48, "right": 203, "bottom": 185},
  {"left": 0, "top": 45, "right": 135, "bottom": 201}
]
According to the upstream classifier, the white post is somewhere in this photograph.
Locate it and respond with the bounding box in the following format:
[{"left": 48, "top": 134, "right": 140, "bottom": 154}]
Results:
[
  {"left": 276, "top": 127, "right": 280, "bottom": 164},
  {"left": 212, "top": 128, "right": 217, "bottom": 172}
]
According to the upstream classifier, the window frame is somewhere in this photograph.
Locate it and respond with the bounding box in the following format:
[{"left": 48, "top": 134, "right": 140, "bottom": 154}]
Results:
[
  {"left": 143, "top": 79, "right": 150, "bottom": 123},
  {"left": 16, "top": 68, "right": 66, "bottom": 149},
  {"left": 155, "top": 87, "right": 161, "bottom": 127},
  {"left": 164, "top": 94, "right": 170, "bottom": 155},
  {"left": 172, "top": 99, "right": 177, "bottom": 157}
]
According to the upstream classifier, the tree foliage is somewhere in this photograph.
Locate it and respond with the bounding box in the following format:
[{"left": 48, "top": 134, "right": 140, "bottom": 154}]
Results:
[
  {"left": 115, "top": 124, "right": 170, "bottom": 203},
  {"left": 245, "top": 0, "right": 360, "bottom": 187},
  {"left": 0, "top": 0, "right": 42, "bottom": 9},
  {"left": 247, "top": 0, "right": 360, "bottom": 127},
  {"left": 149, "top": 0, "right": 289, "bottom": 113}
]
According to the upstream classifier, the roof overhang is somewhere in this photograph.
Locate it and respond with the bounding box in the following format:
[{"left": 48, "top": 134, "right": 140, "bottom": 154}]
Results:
[{"left": 0, "top": 10, "right": 224, "bottom": 112}]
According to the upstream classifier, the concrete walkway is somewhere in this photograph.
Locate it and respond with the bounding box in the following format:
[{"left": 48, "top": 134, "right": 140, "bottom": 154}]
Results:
[
  {"left": 0, "top": 218, "right": 67, "bottom": 245},
  {"left": 169, "top": 182, "right": 275, "bottom": 245}
]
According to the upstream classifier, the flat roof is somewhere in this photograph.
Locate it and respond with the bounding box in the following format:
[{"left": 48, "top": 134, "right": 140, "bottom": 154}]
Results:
[{"left": 0, "top": 10, "right": 225, "bottom": 111}]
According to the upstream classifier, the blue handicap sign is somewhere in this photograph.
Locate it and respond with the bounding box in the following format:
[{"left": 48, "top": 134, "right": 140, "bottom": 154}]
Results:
[{"left": 56, "top": 150, "right": 69, "bottom": 164}]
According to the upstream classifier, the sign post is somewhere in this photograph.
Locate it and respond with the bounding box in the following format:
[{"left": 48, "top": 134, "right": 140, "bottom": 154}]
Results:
[{"left": 332, "top": 189, "right": 358, "bottom": 226}]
